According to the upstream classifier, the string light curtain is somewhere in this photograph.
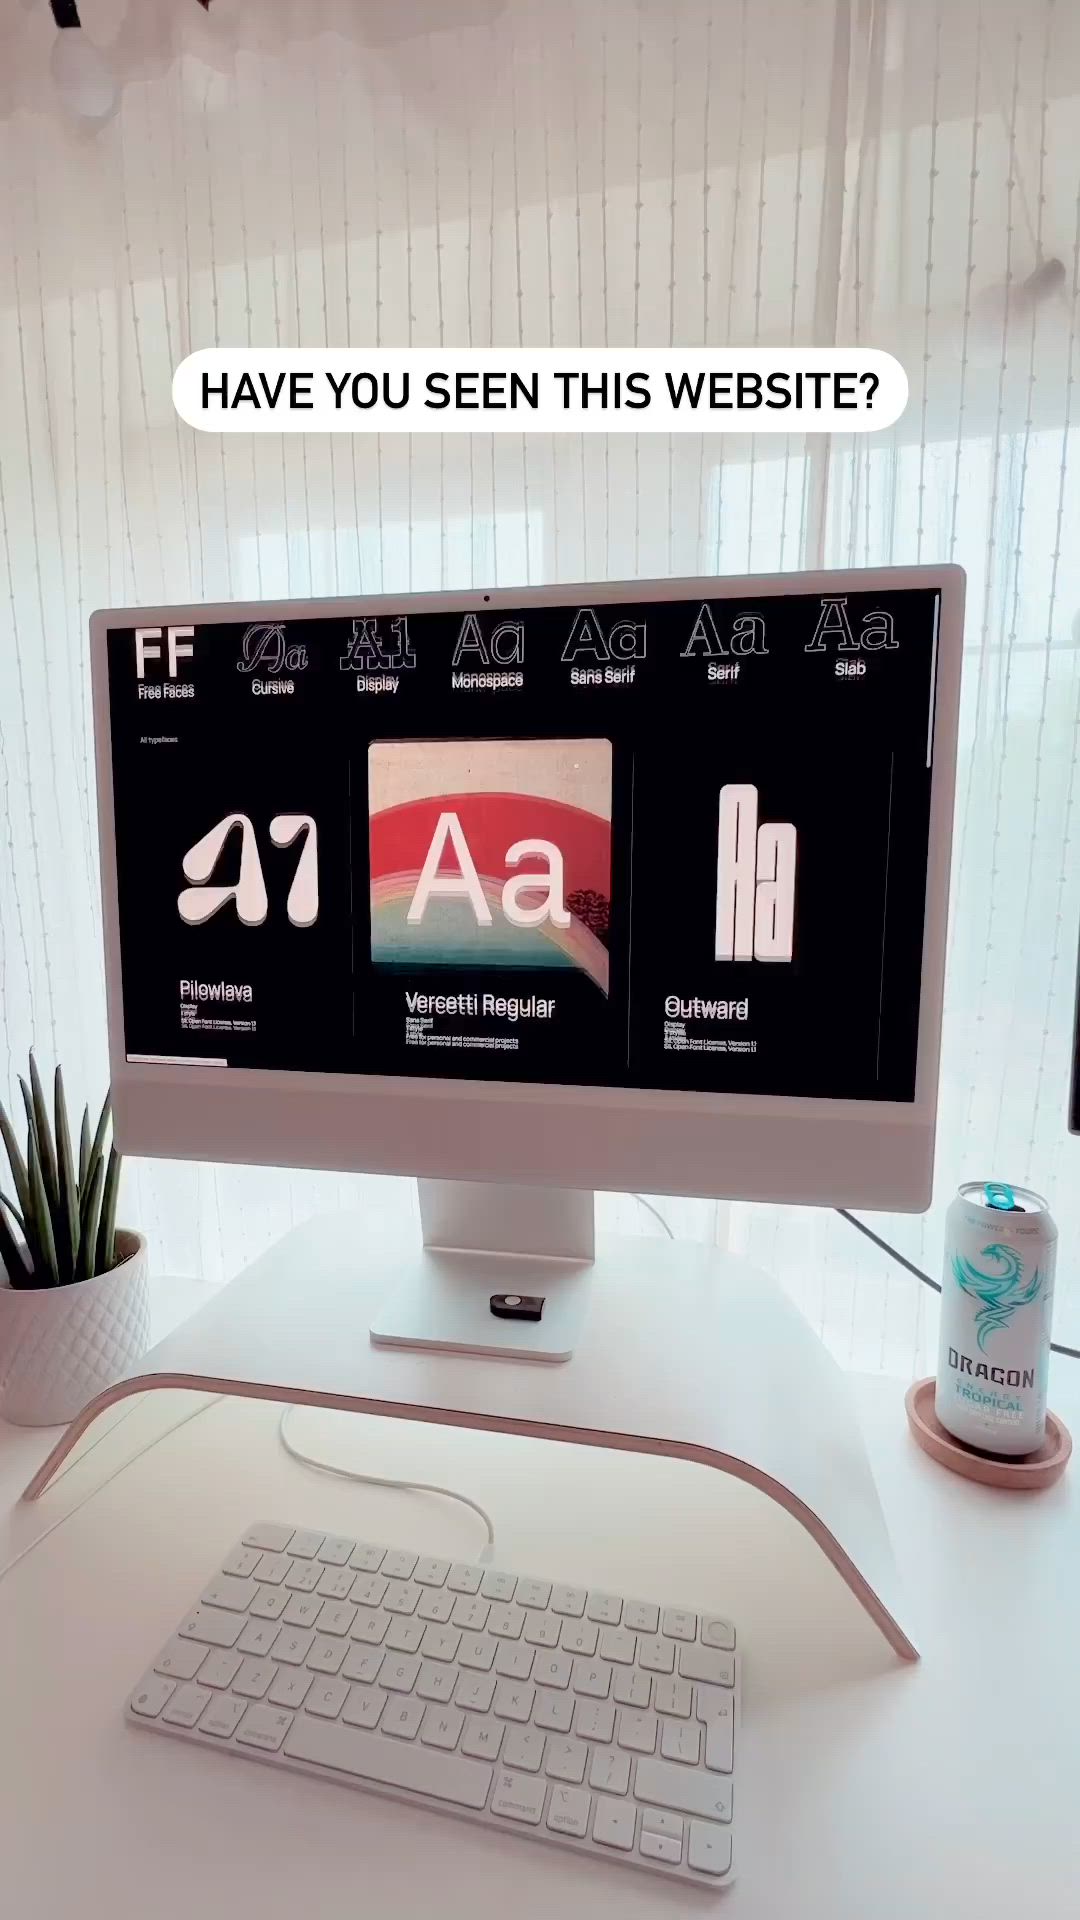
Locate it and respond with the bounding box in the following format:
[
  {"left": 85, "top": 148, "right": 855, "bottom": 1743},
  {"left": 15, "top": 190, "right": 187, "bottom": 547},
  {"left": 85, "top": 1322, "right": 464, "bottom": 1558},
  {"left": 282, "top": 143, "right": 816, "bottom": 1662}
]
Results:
[{"left": 1, "top": 0, "right": 1079, "bottom": 1374}]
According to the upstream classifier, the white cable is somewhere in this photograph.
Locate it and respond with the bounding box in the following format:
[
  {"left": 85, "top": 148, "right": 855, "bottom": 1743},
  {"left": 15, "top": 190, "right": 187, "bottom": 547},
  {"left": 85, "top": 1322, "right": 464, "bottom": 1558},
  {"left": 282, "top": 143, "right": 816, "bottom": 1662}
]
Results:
[
  {"left": 277, "top": 1405, "right": 496, "bottom": 1560},
  {"left": 633, "top": 1193, "right": 675, "bottom": 1240},
  {"left": 0, "top": 1395, "right": 220, "bottom": 1594}
]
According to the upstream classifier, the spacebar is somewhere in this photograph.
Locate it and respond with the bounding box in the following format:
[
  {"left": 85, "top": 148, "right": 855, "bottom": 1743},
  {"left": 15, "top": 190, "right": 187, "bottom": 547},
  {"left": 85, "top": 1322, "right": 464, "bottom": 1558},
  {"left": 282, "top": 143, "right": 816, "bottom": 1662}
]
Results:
[{"left": 285, "top": 1719, "right": 493, "bottom": 1809}]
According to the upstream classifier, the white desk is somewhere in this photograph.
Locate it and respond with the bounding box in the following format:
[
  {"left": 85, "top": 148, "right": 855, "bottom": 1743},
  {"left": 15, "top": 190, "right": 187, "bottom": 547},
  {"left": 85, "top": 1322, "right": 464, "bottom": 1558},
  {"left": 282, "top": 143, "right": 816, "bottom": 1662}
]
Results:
[{"left": 1, "top": 1298, "right": 1077, "bottom": 1920}]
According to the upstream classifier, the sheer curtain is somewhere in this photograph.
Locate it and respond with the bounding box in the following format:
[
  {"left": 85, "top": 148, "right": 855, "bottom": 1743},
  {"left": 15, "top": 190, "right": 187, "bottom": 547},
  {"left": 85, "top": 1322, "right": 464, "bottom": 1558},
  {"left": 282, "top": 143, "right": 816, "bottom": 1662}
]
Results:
[{"left": 2, "top": 0, "right": 1079, "bottom": 1375}]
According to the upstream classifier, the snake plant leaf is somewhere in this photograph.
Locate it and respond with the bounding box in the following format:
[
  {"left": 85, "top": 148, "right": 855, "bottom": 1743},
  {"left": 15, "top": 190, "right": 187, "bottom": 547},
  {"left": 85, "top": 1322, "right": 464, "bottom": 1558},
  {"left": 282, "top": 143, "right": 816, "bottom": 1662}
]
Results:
[
  {"left": 76, "top": 1154, "right": 106, "bottom": 1284},
  {"left": 28, "top": 1054, "right": 60, "bottom": 1217},
  {"left": 53, "top": 1066, "right": 78, "bottom": 1285},
  {"left": 0, "top": 1097, "right": 31, "bottom": 1225},
  {"left": 0, "top": 1190, "right": 25, "bottom": 1232},
  {"left": 86, "top": 1091, "right": 112, "bottom": 1193},
  {"left": 79, "top": 1105, "right": 91, "bottom": 1188},
  {"left": 26, "top": 1129, "right": 59, "bottom": 1287},
  {"left": 0, "top": 1197, "right": 30, "bottom": 1289},
  {"left": 96, "top": 1146, "right": 122, "bottom": 1276}
]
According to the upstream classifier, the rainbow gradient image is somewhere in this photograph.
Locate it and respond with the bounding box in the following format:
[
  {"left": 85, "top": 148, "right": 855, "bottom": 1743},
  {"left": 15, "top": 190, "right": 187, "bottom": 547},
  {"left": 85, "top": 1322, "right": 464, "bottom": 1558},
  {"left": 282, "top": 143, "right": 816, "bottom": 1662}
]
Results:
[{"left": 368, "top": 739, "right": 612, "bottom": 995}]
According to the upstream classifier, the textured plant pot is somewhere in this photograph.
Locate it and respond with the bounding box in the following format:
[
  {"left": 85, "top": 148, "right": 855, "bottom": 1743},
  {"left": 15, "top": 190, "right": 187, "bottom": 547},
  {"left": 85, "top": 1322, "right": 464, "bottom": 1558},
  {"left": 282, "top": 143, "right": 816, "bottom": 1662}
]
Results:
[{"left": 0, "top": 1229, "right": 150, "bottom": 1427}]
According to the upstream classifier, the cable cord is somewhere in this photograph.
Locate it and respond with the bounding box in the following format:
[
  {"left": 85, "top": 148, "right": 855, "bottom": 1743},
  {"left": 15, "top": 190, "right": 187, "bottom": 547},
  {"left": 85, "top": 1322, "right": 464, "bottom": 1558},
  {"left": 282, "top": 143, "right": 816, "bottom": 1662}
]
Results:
[
  {"left": 0, "top": 1395, "right": 220, "bottom": 1594},
  {"left": 632, "top": 1193, "right": 675, "bottom": 1238},
  {"left": 836, "top": 1208, "right": 1080, "bottom": 1362},
  {"left": 277, "top": 1404, "right": 497, "bottom": 1558}
]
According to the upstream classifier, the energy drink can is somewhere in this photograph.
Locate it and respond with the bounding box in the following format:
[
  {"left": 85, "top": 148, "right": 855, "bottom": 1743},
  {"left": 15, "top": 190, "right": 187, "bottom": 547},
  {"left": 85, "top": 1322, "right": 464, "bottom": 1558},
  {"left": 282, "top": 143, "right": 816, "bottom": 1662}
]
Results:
[{"left": 935, "top": 1182, "right": 1056, "bottom": 1456}]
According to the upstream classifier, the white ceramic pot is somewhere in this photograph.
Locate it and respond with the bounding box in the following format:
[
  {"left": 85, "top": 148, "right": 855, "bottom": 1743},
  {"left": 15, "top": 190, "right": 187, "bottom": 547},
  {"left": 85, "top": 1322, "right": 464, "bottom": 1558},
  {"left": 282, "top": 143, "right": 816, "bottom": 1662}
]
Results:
[{"left": 0, "top": 1229, "right": 150, "bottom": 1426}]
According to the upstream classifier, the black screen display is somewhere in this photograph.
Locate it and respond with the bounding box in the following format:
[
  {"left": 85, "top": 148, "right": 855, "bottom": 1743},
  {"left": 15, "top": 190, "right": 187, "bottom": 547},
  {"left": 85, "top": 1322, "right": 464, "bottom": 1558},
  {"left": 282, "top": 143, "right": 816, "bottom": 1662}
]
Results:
[{"left": 105, "top": 584, "right": 940, "bottom": 1100}]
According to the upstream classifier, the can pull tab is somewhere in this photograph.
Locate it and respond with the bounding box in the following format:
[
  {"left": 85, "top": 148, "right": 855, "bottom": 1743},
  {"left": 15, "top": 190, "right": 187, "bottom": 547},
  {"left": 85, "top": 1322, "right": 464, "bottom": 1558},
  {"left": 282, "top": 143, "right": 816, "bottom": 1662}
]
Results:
[{"left": 985, "top": 1181, "right": 1019, "bottom": 1211}]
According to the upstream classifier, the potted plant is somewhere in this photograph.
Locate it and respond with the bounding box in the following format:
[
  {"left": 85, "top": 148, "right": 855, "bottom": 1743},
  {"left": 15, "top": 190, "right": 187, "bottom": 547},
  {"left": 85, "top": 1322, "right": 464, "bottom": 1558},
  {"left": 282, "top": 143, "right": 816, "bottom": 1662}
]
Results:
[{"left": 0, "top": 1053, "right": 149, "bottom": 1426}]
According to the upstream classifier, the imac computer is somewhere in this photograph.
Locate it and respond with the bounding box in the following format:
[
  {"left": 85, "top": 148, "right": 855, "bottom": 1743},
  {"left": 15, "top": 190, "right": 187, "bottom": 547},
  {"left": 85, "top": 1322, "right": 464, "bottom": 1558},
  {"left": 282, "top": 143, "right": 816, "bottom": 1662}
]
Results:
[{"left": 90, "top": 565, "right": 963, "bottom": 1361}]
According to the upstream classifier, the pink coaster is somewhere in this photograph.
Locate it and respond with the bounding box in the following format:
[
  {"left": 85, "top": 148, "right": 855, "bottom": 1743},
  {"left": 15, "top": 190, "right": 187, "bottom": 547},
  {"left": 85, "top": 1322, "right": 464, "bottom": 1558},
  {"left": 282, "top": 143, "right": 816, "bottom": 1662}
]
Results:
[{"left": 905, "top": 1377, "right": 1072, "bottom": 1490}]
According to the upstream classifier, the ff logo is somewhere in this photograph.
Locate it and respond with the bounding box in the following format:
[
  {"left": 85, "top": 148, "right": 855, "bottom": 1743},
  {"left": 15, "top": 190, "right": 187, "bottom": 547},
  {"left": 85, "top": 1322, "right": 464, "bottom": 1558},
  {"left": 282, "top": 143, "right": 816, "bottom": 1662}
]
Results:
[
  {"left": 134, "top": 626, "right": 194, "bottom": 679},
  {"left": 715, "top": 784, "right": 797, "bottom": 963}
]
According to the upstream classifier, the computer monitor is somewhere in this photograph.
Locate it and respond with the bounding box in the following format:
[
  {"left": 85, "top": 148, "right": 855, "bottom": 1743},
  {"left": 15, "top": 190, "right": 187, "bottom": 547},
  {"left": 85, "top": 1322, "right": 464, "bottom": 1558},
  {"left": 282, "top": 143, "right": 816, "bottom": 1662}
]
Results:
[{"left": 91, "top": 565, "right": 963, "bottom": 1359}]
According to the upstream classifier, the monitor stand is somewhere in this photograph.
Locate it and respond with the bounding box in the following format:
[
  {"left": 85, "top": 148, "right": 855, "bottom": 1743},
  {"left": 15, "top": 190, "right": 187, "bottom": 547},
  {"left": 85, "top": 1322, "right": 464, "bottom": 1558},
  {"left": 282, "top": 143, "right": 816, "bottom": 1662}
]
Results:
[{"left": 368, "top": 1180, "right": 595, "bottom": 1362}]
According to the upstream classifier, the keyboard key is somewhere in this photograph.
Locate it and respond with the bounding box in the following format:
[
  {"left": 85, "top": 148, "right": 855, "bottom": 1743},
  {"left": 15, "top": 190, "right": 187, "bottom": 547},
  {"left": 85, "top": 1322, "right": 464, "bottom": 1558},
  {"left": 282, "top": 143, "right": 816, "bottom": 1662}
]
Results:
[
  {"left": 493, "top": 1680, "right": 534, "bottom": 1723},
  {"left": 417, "top": 1588, "right": 455, "bottom": 1624},
  {"left": 587, "top": 1592, "right": 623, "bottom": 1625},
  {"left": 704, "top": 1717, "right": 734, "bottom": 1774},
  {"left": 287, "top": 1529, "right": 324, "bottom": 1560},
  {"left": 268, "top": 1669, "right": 313, "bottom": 1710},
  {"left": 284, "top": 1560, "right": 323, "bottom": 1593},
  {"left": 523, "top": 1612, "right": 560, "bottom": 1648},
  {"left": 275, "top": 1628, "right": 314, "bottom": 1666},
  {"left": 163, "top": 1683, "right": 214, "bottom": 1728},
  {"left": 237, "top": 1620, "right": 280, "bottom": 1659},
  {"left": 253, "top": 1552, "right": 291, "bottom": 1586},
  {"left": 573, "top": 1658, "right": 612, "bottom": 1699},
  {"left": 624, "top": 1600, "right": 660, "bottom": 1635},
  {"left": 342, "top": 1646, "right": 385, "bottom": 1685},
  {"left": 307, "top": 1636, "right": 347, "bottom": 1675},
  {"left": 634, "top": 1758, "right": 733, "bottom": 1824},
  {"left": 420, "top": 1625, "right": 460, "bottom": 1663},
  {"left": 420, "top": 1706, "right": 464, "bottom": 1751},
  {"left": 560, "top": 1621, "right": 598, "bottom": 1657},
  {"left": 516, "top": 1578, "right": 551, "bottom": 1609},
  {"left": 589, "top": 1746, "right": 631, "bottom": 1796},
  {"left": 317, "top": 1535, "right": 355, "bottom": 1567},
  {"left": 447, "top": 1563, "right": 484, "bottom": 1595},
  {"left": 286, "top": 1716, "right": 493, "bottom": 1807},
  {"left": 494, "top": 1641, "right": 534, "bottom": 1681},
  {"left": 662, "top": 1608, "right": 697, "bottom": 1642},
  {"left": 617, "top": 1708, "right": 658, "bottom": 1754},
  {"left": 382, "top": 1697, "right": 425, "bottom": 1740},
  {"left": 342, "top": 1685, "right": 387, "bottom": 1730},
  {"left": 198, "top": 1692, "right": 247, "bottom": 1739},
  {"left": 488, "top": 1604, "right": 524, "bottom": 1640},
  {"left": 318, "top": 1601, "right": 357, "bottom": 1638},
  {"left": 416, "top": 1661, "right": 457, "bottom": 1703},
  {"left": 384, "top": 1580, "right": 422, "bottom": 1616},
  {"left": 654, "top": 1675, "right": 692, "bottom": 1718},
  {"left": 460, "top": 1714, "right": 504, "bottom": 1761},
  {"left": 688, "top": 1820, "right": 733, "bottom": 1876},
  {"left": 679, "top": 1645, "right": 735, "bottom": 1688},
  {"left": 283, "top": 1594, "right": 323, "bottom": 1631},
  {"left": 661, "top": 1720, "right": 701, "bottom": 1765},
  {"left": 701, "top": 1616, "right": 736, "bottom": 1651},
  {"left": 236, "top": 1705, "right": 293, "bottom": 1752},
  {"left": 454, "top": 1671, "right": 497, "bottom": 1714},
  {"left": 593, "top": 1796, "right": 636, "bottom": 1850},
  {"left": 130, "top": 1675, "right": 176, "bottom": 1719},
  {"left": 482, "top": 1570, "right": 517, "bottom": 1603},
  {"left": 533, "top": 1688, "right": 575, "bottom": 1734},
  {"left": 350, "top": 1544, "right": 386, "bottom": 1573},
  {"left": 573, "top": 1698, "right": 615, "bottom": 1743},
  {"left": 249, "top": 1586, "right": 290, "bottom": 1621},
  {"left": 384, "top": 1618, "right": 425, "bottom": 1655},
  {"left": 640, "top": 1830, "right": 682, "bottom": 1865},
  {"left": 599, "top": 1627, "right": 636, "bottom": 1665},
  {"left": 350, "top": 1609, "right": 390, "bottom": 1646},
  {"left": 382, "top": 1653, "right": 421, "bottom": 1693},
  {"left": 243, "top": 1524, "right": 293, "bottom": 1552},
  {"left": 178, "top": 1606, "right": 244, "bottom": 1650},
  {"left": 307, "top": 1679, "right": 349, "bottom": 1719},
  {"left": 642, "top": 1807, "right": 684, "bottom": 1841},
  {"left": 545, "top": 1736, "right": 588, "bottom": 1783},
  {"left": 233, "top": 1658, "right": 275, "bottom": 1699},
  {"left": 503, "top": 1727, "right": 546, "bottom": 1772},
  {"left": 458, "top": 1634, "right": 496, "bottom": 1672},
  {"left": 451, "top": 1595, "right": 489, "bottom": 1633},
  {"left": 222, "top": 1545, "right": 261, "bottom": 1579},
  {"left": 200, "top": 1649, "right": 244, "bottom": 1689},
  {"left": 383, "top": 1550, "right": 418, "bottom": 1580},
  {"left": 154, "top": 1638, "right": 206, "bottom": 1682},
  {"left": 638, "top": 1636, "right": 674, "bottom": 1674},
  {"left": 533, "top": 1650, "right": 572, "bottom": 1690},
  {"left": 613, "top": 1669, "right": 651, "bottom": 1709},
  {"left": 317, "top": 1567, "right": 356, "bottom": 1601},
  {"left": 547, "top": 1784, "right": 591, "bottom": 1836},
  {"left": 491, "top": 1768, "right": 546, "bottom": 1825},
  {"left": 350, "top": 1575, "right": 389, "bottom": 1609},
  {"left": 551, "top": 1584, "right": 587, "bottom": 1618},
  {"left": 414, "top": 1556, "right": 451, "bottom": 1587}
]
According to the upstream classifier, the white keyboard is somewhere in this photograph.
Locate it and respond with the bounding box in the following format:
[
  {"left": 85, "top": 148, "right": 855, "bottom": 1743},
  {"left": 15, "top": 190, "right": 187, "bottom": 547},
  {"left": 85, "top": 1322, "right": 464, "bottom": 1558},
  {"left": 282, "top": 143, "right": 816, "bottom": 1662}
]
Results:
[{"left": 127, "top": 1522, "right": 739, "bottom": 1889}]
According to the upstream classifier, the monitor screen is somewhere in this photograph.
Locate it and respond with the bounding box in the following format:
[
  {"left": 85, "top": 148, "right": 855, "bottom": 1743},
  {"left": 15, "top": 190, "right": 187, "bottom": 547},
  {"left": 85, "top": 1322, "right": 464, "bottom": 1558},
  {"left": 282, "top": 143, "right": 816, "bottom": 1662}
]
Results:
[{"left": 101, "top": 579, "right": 943, "bottom": 1107}]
